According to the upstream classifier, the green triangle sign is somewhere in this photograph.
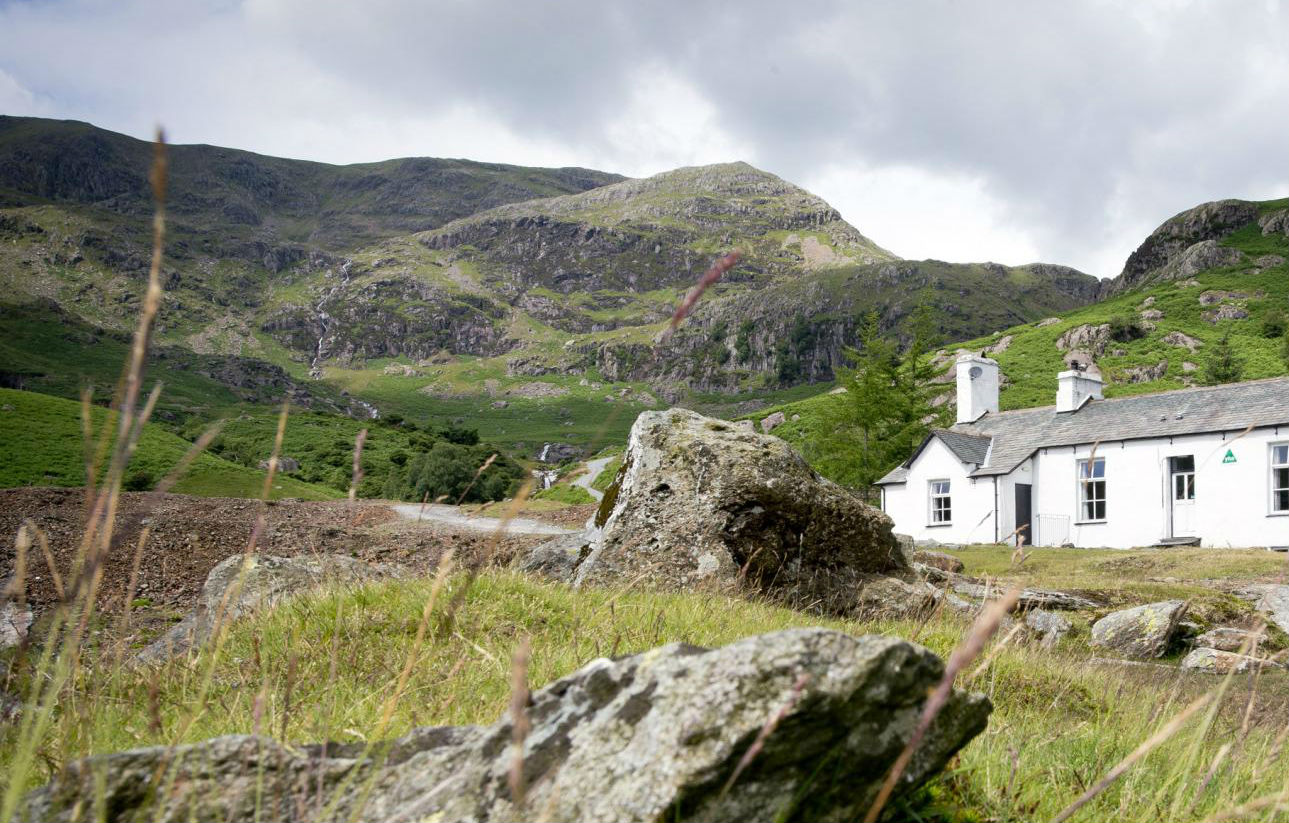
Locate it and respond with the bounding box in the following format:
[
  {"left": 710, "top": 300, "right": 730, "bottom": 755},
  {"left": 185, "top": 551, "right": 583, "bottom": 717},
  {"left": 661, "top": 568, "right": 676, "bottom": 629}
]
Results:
[{"left": 1223, "top": 449, "right": 1237, "bottom": 464}]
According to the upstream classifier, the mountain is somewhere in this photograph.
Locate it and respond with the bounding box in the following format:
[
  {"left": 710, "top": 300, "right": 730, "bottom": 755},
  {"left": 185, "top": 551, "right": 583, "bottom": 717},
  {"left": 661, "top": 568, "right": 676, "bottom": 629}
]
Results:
[{"left": 0, "top": 116, "right": 1101, "bottom": 455}]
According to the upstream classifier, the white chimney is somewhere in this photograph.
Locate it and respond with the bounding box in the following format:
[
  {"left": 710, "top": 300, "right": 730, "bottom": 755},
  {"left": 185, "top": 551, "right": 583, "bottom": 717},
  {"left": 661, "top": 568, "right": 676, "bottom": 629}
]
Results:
[
  {"left": 1056, "top": 367, "right": 1103, "bottom": 413},
  {"left": 955, "top": 354, "right": 1000, "bottom": 424}
]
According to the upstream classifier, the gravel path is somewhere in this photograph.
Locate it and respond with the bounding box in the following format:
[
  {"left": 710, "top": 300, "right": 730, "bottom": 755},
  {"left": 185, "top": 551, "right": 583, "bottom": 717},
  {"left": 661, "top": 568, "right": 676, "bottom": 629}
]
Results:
[
  {"left": 573, "top": 456, "right": 615, "bottom": 502},
  {"left": 392, "top": 503, "right": 575, "bottom": 535}
]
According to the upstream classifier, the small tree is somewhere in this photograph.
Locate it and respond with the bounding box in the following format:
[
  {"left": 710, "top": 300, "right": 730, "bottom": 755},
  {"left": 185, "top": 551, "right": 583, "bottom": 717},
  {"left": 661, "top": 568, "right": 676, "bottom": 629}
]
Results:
[
  {"left": 1202, "top": 332, "right": 1244, "bottom": 385},
  {"left": 1262, "top": 308, "right": 1288, "bottom": 339},
  {"left": 1281, "top": 330, "right": 1289, "bottom": 372}
]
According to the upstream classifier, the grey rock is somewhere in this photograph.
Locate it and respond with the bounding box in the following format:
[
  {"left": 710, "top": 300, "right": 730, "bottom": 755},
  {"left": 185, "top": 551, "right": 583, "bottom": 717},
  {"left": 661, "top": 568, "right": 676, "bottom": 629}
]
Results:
[
  {"left": 911, "top": 549, "right": 965, "bottom": 573},
  {"left": 1259, "top": 209, "right": 1289, "bottom": 237},
  {"left": 1246, "top": 584, "right": 1289, "bottom": 634},
  {"left": 537, "top": 442, "right": 583, "bottom": 464},
  {"left": 1163, "top": 331, "right": 1203, "bottom": 351},
  {"left": 1024, "top": 609, "right": 1071, "bottom": 648},
  {"left": 1115, "top": 360, "right": 1169, "bottom": 384},
  {"left": 1181, "top": 647, "right": 1273, "bottom": 675},
  {"left": 527, "top": 409, "right": 904, "bottom": 614},
  {"left": 1036, "top": 317, "right": 1062, "bottom": 327},
  {"left": 135, "top": 554, "right": 397, "bottom": 665},
  {"left": 1, "top": 600, "right": 32, "bottom": 649},
  {"left": 759, "top": 410, "right": 786, "bottom": 432},
  {"left": 1195, "top": 626, "right": 1265, "bottom": 653},
  {"left": 258, "top": 456, "right": 301, "bottom": 473},
  {"left": 1254, "top": 254, "right": 1286, "bottom": 270},
  {"left": 915, "top": 567, "right": 1096, "bottom": 611},
  {"left": 1090, "top": 600, "right": 1187, "bottom": 659},
  {"left": 513, "top": 531, "right": 588, "bottom": 582},
  {"left": 1055, "top": 323, "right": 1110, "bottom": 357},
  {"left": 1202, "top": 304, "right": 1249, "bottom": 324},
  {"left": 27, "top": 629, "right": 992, "bottom": 823},
  {"left": 1156, "top": 240, "right": 1244, "bottom": 282}
]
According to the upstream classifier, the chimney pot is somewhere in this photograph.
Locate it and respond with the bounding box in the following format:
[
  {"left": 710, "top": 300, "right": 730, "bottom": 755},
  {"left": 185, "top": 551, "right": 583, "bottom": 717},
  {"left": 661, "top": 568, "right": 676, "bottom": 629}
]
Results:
[{"left": 956, "top": 354, "right": 1000, "bottom": 424}]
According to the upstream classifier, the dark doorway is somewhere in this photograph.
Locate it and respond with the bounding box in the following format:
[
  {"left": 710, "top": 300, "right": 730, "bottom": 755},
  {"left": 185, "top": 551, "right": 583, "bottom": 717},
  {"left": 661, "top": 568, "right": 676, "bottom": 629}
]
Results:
[{"left": 1014, "top": 483, "right": 1033, "bottom": 546}]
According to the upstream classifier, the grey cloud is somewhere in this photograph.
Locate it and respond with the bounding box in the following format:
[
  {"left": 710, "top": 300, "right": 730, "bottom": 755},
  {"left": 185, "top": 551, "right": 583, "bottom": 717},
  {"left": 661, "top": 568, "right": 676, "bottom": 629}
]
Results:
[{"left": 1, "top": 0, "right": 1287, "bottom": 275}]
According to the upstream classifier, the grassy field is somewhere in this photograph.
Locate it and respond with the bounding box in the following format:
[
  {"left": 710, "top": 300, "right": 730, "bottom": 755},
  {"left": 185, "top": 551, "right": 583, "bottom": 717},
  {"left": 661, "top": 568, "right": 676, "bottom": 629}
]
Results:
[
  {"left": 0, "top": 388, "right": 338, "bottom": 500},
  {"left": 6, "top": 546, "right": 1289, "bottom": 821}
]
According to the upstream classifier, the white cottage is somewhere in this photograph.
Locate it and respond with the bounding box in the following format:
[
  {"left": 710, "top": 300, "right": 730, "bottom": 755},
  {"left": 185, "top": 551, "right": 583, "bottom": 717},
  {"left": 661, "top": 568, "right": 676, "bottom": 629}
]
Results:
[{"left": 876, "top": 354, "right": 1289, "bottom": 549}]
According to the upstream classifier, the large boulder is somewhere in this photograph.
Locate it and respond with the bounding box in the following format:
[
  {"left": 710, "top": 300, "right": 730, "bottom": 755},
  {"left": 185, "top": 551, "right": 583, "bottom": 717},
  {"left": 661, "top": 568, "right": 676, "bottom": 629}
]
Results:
[
  {"left": 527, "top": 409, "right": 905, "bottom": 613},
  {"left": 1181, "top": 647, "right": 1272, "bottom": 675},
  {"left": 1194, "top": 626, "right": 1265, "bottom": 653},
  {"left": 27, "top": 629, "right": 991, "bottom": 823},
  {"left": 135, "top": 554, "right": 397, "bottom": 665},
  {"left": 1090, "top": 600, "right": 1187, "bottom": 659}
]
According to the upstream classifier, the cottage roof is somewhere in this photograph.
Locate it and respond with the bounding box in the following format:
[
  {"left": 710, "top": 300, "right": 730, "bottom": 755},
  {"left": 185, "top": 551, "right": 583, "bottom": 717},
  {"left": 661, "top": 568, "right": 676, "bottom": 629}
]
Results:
[{"left": 876, "top": 376, "right": 1289, "bottom": 484}]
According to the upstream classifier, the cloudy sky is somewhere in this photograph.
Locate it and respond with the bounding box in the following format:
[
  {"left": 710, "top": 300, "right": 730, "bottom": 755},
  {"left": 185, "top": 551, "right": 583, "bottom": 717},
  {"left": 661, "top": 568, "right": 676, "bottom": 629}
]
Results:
[{"left": 2, "top": 0, "right": 1287, "bottom": 277}]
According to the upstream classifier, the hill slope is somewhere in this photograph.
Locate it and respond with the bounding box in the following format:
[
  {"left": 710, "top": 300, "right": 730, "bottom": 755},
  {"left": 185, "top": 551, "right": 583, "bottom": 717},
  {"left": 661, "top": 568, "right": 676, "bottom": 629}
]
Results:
[{"left": 0, "top": 388, "right": 338, "bottom": 499}]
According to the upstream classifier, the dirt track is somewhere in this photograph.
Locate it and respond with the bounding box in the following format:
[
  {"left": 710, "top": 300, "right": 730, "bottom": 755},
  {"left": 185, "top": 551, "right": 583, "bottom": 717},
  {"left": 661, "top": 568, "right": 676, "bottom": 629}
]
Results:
[{"left": 0, "top": 488, "right": 558, "bottom": 621}]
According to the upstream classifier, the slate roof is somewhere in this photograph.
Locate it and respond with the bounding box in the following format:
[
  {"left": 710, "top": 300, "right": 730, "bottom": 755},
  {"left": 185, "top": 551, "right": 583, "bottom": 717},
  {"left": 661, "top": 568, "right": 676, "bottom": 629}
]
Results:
[
  {"left": 935, "top": 430, "right": 993, "bottom": 465},
  {"left": 876, "top": 376, "right": 1289, "bottom": 484}
]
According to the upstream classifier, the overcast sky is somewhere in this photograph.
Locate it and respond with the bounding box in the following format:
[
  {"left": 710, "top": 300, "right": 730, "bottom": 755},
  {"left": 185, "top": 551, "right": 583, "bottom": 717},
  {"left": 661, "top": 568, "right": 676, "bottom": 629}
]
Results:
[{"left": 2, "top": 0, "right": 1287, "bottom": 277}]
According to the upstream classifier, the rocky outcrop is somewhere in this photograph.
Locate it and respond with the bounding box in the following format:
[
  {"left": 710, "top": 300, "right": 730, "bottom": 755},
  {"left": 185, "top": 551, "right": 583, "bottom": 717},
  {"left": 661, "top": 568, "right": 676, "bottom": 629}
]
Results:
[
  {"left": 523, "top": 409, "right": 904, "bottom": 614},
  {"left": 1246, "top": 584, "right": 1289, "bottom": 634},
  {"left": 1107, "top": 199, "right": 1258, "bottom": 294},
  {"left": 1202, "top": 305, "right": 1250, "bottom": 324},
  {"left": 1163, "top": 331, "right": 1202, "bottom": 351},
  {"left": 135, "top": 554, "right": 397, "bottom": 664},
  {"left": 1056, "top": 323, "right": 1110, "bottom": 358},
  {"left": 759, "top": 411, "right": 786, "bottom": 432},
  {"left": 27, "top": 628, "right": 992, "bottom": 823},
  {"left": 1114, "top": 360, "right": 1169, "bottom": 384},
  {"left": 1089, "top": 600, "right": 1187, "bottom": 659}
]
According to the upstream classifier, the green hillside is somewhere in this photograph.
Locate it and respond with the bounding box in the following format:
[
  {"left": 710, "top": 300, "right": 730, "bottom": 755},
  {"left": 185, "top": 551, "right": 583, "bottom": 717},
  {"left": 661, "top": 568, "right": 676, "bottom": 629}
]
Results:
[{"left": 0, "top": 388, "right": 339, "bottom": 500}]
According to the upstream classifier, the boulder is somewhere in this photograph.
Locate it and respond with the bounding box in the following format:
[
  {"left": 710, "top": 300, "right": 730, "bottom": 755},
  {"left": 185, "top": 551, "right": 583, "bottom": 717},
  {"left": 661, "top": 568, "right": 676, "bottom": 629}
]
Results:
[
  {"left": 1089, "top": 600, "right": 1187, "bottom": 659},
  {"left": 1194, "top": 626, "right": 1265, "bottom": 653},
  {"left": 759, "top": 410, "right": 787, "bottom": 432},
  {"left": 1025, "top": 609, "right": 1071, "bottom": 648},
  {"left": 1055, "top": 323, "right": 1110, "bottom": 357},
  {"left": 854, "top": 576, "right": 976, "bottom": 618},
  {"left": 537, "top": 443, "right": 583, "bottom": 464},
  {"left": 27, "top": 629, "right": 992, "bottom": 823},
  {"left": 135, "top": 554, "right": 397, "bottom": 665},
  {"left": 526, "top": 409, "right": 905, "bottom": 614},
  {"left": 1202, "top": 305, "right": 1249, "bottom": 323},
  {"left": 911, "top": 549, "right": 965, "bottom": 573},
  {"left": 1181, "top": 647, "right": 1271, "bottom": 675}
]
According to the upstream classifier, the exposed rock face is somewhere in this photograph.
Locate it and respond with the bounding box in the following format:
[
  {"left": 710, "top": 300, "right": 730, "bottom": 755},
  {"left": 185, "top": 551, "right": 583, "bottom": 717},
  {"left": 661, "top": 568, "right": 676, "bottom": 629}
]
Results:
[
  {"left": 1259, "top": 209, "right": 1289, "bottom": 237},
  {"left": 528, "top": 409, "right": 905, "bottom": 614},
  {"left": 1202, "top": 305, "right": 1250, "bottom": 324},
  {"left": 1181, "top": 647, "right": 1271, "bottom": 675},
  {"left": 135, "top": 554, "right": 397, "bottom": 664},
  {"left": 1108, "top": 199, "right": 1259, "bottom": 294},
  {"left": 258, "top": 456, "right": 301, "bottom": 473},
  {"left": 1089, "top": 600, "right": 1187, "bottom": 659},
  {"left": 536, "top": 442, "right": 583, "bottom": 464},
  {"left": 26, "top": 629, "right": 992, "bottom": 823},
  {"left": 1056, "top": 323, "right": 1110, "bottom": 357},
  {"left": 1115, "top": 360, "right": 1169, "bottom": 384}
]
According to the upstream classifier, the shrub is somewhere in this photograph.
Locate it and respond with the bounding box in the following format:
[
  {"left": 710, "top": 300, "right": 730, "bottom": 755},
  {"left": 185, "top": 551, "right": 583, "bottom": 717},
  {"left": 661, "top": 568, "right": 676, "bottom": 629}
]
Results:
[
  {"left": 1262, "top": 308, "right": 1288, "bottom": 339},
  {"left": 1108, "top": 314, "right": 1146, "bottom": 342}
]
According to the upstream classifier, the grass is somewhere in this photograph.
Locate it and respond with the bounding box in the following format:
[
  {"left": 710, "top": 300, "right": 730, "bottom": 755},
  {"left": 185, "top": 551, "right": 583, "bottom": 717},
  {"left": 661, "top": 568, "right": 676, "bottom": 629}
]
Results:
[
  {"left": 8, "top": 562, "right": 1289, "bottom": 821},
  {"left": 0, "top": 388, "right": 338, "bottom": 500},
  {"left": 531, "top": 482, "right": 595, "bottom": 505}
]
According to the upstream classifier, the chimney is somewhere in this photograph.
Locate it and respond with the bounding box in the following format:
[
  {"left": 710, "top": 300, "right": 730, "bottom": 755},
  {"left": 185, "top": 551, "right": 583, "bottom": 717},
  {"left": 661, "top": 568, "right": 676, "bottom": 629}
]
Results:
[
  {"left": 955, "top": 354, "right": 1000, "bottom": 424},
  {"left": 1056, "top": 365, "right": 1103, "bottom": 413}
]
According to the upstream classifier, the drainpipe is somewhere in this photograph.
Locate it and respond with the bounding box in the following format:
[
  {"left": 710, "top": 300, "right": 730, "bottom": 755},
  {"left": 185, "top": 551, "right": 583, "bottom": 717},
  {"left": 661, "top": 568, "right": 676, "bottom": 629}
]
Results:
[{"left": 993, "top": 477, "right": 999, "bottom": 544}]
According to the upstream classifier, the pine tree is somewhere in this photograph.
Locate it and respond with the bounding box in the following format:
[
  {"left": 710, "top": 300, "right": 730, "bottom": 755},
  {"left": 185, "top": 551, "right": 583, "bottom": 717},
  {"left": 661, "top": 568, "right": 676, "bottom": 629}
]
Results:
[{"left": 1202, "top": 332, "right": 1244, "bottom": 385}]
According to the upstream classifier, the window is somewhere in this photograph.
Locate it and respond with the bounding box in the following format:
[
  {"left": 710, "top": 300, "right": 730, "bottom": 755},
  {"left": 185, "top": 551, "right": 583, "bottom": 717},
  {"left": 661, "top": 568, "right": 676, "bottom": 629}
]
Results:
[
  {"left": 1077, "top": 457, "right": 1106, "bottom": 522},
  {"left": 1170, "top": 455, "right": 1195, "bottom": 501},
  {"left": 1273, "top": 445, "right": 1289, "bottom": 514},
  {"left": 929, "top": 479, "right": 952, "bottom": 525}
]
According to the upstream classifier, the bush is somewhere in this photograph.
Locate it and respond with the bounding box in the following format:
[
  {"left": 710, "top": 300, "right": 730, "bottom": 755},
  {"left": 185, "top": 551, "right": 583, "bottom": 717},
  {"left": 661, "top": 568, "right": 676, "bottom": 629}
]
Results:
[
  {"left": 1108, "top": 314, "right": 1146, "bottom": 342},
  {"left": 1262, "top": 308, "right": 1288, "bottom": 339},
  {"left": 123, "top": 469, "right": 154, "bottom": 492},
  {"left": 398, "top": 441, "right": 524, "bottom": 503}
]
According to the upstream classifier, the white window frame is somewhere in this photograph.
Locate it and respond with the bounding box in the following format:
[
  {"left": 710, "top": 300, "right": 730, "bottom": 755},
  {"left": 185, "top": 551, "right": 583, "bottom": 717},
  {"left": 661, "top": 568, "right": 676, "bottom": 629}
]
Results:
[
  {"left": 1076, "top": 457, "right": 1107, "bottom": 524},
  {"left": 928, "top": 479, "right": 952, "bottom": 526},
  {"left": 1271, "top": 443, "right": 1289, "bottom": 516}
]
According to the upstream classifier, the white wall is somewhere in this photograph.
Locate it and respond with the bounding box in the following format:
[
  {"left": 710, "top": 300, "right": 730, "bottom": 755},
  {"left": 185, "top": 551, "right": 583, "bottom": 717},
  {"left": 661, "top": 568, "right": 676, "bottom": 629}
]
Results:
[
  {"left": 1030, "top": 427, "right": 1289, "bottom": 549},
  {"left": 881, "top": 438, "right": 997, "bottom": 544}
]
